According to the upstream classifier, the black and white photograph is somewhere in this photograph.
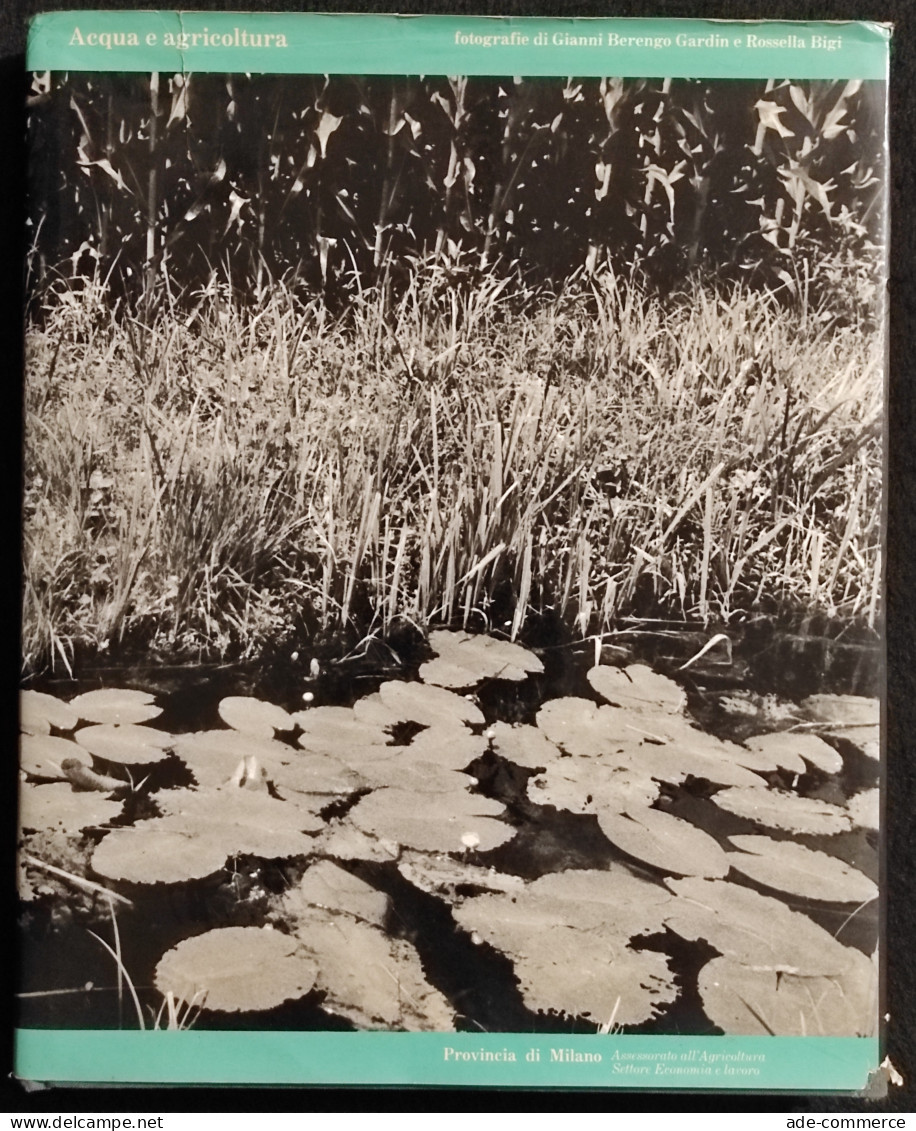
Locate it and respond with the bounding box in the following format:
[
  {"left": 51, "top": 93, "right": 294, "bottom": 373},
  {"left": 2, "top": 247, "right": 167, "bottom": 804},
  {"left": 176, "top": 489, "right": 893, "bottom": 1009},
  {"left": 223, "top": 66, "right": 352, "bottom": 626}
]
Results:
[{"left": 14, "top": 15, "right": 892, "bottom": 1090}]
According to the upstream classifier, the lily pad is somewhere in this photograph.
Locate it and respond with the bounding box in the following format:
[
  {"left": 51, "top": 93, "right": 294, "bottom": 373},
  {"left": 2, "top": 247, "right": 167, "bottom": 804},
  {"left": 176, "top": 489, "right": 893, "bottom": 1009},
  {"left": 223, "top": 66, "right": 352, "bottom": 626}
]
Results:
[
  {"left": 68, "top": 689, "right": 161, "bottom": 725},
  {"left": 74, "top": 724, "right": 173, "bottom": 764},
  {"left": 378, "top": 681, "right": 485, "bottom": 728},
  {"left": 155, "top": 927, "right": 318, "bottom": 1013},
  {"left": 454, "top": 868, "right": 676, "bottom": 1025},
  {"left": 739, "top": 734, "right": 806, "bottom": 775},
  {"left": 698, "top": 950, "right": 878, "bottom": 1036},
  {"left": 270, "top": 752, "right": 362, "bottom": 798},
  {"left": 664, "top": 877, "right": 861, "bottom": 976},
  {"left": 587, "top": 664, "right": 684, "bottom": 714},
  {"left": 535, "top": 697, "right": 627, "bottom": 758},
  {"left": 91, "top": 827, "right": 230, "bottom": 884},
  {"left": 846, "top": 788, "right": 879, "bottom": 831},
  {"left": 218, "top": 696, "right": 293, "bottom": 737},
  {"left": 527, "top": 759, "right": 659, "bottom": 814},
  {"left": 726, "top": 835, "right": 878, "bottom": 904},
  {"left": 173, "top": 731, "right": 298, "bottom": 788},
  {"left": 800, "top": 694, "right": 879, "bottom": 727},
  {"left": 398, "top": 851, "right": 525, "bottom": 898},
  {"left": 279, "top": 861, "right": 456, "bottom": 1030},
  {"left": 21, "top": 690, "right": 78, "bottom": 735},
  {"left": 420, "top": 631, "right": 544, "bottom": 689},
  {"left": 350, "top": 787, "right": 513, "bottom": 853},
  {"left": 283, "top": 860, "right": 391, "bottom": 928},
  {"left": 311, "top": 820, "right": 400, "bottom": 863},
  {"left": 296, "top": 708, "right": 391, "bottom": 755},
  {"left": 292, "top": 911, "right": 456, "bottom": 1030},
  {"left": 744, "top": 733, "right": 843, "bottom": 776},
  {"left": 351, "top": 694, "right": 403, "bottom": 729},
  {"left": 799, "top": 695, "right": 880, "bottom": 753},
  {"left": 712, "top": 786, "right": 852, "bottom": 836},
  {"left": 535, "top": 700, "right": 762, "bottom": 788},
  {"left": 156, "top": 787, "right": 326, "bottom": 848},
  {"left": 598, "top": 807, "right": 730, "bottom": 878},
  {"left": 353, "top": 757, "right": 476, "bottom": 794},
  {"left": 400, "top": 726, "right": 488, "bottom": 770},
  {"left": 20, "top": 734, "right": 80, "bottom": 779},
  {"left": 19, "top": 780, "right": 123, "bottom": 835},
  {"left": 490, "top": 721, "right": 561, "bottom": 769}
]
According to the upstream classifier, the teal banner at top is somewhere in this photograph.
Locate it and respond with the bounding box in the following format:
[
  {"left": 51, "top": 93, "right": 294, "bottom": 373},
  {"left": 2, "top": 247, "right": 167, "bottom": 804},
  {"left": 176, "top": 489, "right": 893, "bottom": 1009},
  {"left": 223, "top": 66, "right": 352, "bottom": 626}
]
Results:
[{"left": 28, "top": 12, "right": 890, "bottom": 79}]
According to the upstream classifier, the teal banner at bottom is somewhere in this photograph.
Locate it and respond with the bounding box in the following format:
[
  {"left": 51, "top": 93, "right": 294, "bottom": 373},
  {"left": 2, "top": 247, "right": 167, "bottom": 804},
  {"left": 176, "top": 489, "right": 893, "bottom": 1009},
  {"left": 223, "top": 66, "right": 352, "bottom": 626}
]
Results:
[{"left": 15, "top": 1031, "right": 879, "bottom": 1091}]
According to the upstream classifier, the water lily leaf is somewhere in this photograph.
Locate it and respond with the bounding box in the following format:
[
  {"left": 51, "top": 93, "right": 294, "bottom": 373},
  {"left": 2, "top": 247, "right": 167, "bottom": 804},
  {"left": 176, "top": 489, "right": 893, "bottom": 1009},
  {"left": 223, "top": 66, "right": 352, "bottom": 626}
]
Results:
[
  {"left": 664, "top": 877, "right": 861, "bottom": 975},
  {"left": 21, "top": 690, "right": 78, "bottom": 734},
  {"left": 350, "top": 786, "right": 512, "bottom": 852},
  {"left": 712, "top": 786, "right": 852, "bottom": 835},
  {"left": 74, "top": 724, "right": 173, "bottom": 764},
  {"left": 726, "top": 835, "right": 877, "bottom": 904},
  {"left": 490, "top": 721, "right": 561, "bottom": 769},
  {"left": 454, "top": 868, "right": 676, "bottom": 1025},
  {"left": 378, "top": 681, "right": 485, "bottom": 728},
  {"left": 68, "top": 689, "right": 161, "bottom": 725},
  {"left": 173, "top": 731, "right": 298, "bottom": 788},
  {"left": 587, "top": 664, "right": 684, "bottom": 714},
  {"left": 92, "top": 826, "right": 229, "bottom": 884},
  {"left": 527, "top": 759, "right": 659, "bottom": 814},
  {"left": 740, "top": 734, "right": 806, "bottom": 775},
  {"left": 399, "top": 726, "right": 488, "bottom": 769},
  {"left": 744, "top": 733, "right": 843, "bottom": 776},
  {"left": 799, "top": 695, "right": 880, "bottom": 753},
  {"left": 626, "top": 715, "right": 765, "bottom": 788},
  {"left": 535, "top": 700, "right": 761, "bottom": 788},
  {"left": 92, "top": 788, "right": 323, "bottom": 885},
  {"left": 846, "top": 788, "right": 879, "bottom": 830},
  {"left": 535, "top": 698, "right": 627, "bottom": 758},
  {"left": 311, "top": 819, "right": 400, "bottom": 863},
  {"left": 284, "top": 860, "right": 391, "bottom": 928},
  {"left": 420, "top": 631, "right": 544, "bottom": 689},
  {"left": 296, "top": 708, "right": 391, "bottom": 754},
  {"left": 20, "top": 734, "right": 80, "bottom": 779},
  {"left": 218, "top": 696, "right": 292, "bottom": 737},
  {"left": 800, "top": 695, "right": 879, "bottom": 727},
  {"left": 155, "top": 926, "right": 318, "bottom": 1012},
  {"left": 292, "top": 910, "right": 456, "bottom": 1030},
  {"left": 514, "top": 929, "right": 675, "bottom": 1026},
  {"left": 788, "top": 734, "right": 845, "bottom": 775},
  {"left": 457, "top": 868, "right": 672, "bottom": 949},
  {"left": 398, "top": 851, "right": 525, "bottom": 898},
  {"left": 270, "top": 752, "right": 361, "bottom": 798},
  {"left": 156, "top": 786, "right": 326, "bottom": 847},
  {"left": 351, "top": 694, "right": 402, "bottom": 728},
  {"left": 19, "top": 780, "right": 122, "bottom": 834},
  {"left": 598, "top": 808, "right": 730, "bottom": 878},
  {"left": 698, "top": 950, "right": 878, "bottom": 1036},
  {"left": 353, "top": 757, "right": 476, "bottom": 794}
]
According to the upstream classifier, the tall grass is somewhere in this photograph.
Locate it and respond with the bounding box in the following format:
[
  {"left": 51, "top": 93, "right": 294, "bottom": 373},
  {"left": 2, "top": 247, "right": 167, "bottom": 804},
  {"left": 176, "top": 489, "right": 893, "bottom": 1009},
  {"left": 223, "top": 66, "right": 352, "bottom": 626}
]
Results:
[{"left": 21, "top": 259, "right": 882, "bottom": 674}]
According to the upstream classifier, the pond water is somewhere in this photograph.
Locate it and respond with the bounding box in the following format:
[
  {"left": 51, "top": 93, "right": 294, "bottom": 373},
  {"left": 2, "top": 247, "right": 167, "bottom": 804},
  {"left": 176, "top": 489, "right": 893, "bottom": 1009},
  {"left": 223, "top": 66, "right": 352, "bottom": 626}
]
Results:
[{"left": 18, "top": 621, "right": 880, "bottom": 1037}]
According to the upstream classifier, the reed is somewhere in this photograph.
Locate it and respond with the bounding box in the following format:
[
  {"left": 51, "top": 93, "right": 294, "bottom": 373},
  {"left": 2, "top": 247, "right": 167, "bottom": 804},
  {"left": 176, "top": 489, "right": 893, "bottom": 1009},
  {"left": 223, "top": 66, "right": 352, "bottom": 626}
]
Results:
[{"left": 22, "top": 258, "right": 882, "bottom": 674}]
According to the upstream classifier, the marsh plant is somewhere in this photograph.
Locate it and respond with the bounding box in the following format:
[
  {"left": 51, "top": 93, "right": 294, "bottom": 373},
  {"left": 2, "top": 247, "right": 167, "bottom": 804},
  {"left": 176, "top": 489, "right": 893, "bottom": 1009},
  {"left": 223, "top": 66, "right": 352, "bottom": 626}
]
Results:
[
  {"left": 22, "top": 69, "right": 885, "bottom": 674},
  {"left": 23, "top": 256, "right": 882, "bottom": 674}
]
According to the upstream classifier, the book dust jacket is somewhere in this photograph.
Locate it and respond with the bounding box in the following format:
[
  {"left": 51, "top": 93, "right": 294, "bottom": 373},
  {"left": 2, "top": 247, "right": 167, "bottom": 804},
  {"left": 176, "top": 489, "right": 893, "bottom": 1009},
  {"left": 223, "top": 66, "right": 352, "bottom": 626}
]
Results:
[{"left": 16, "top": 12, "right": 889, "bottom": 1091}]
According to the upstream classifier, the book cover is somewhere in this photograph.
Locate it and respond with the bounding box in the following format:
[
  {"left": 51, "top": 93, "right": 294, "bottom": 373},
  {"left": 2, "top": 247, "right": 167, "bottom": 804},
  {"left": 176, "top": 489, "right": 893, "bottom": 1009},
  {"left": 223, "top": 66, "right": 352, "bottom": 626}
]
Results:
[{"left": 17, "top": 12, "right": 889, "bottom": 1091}]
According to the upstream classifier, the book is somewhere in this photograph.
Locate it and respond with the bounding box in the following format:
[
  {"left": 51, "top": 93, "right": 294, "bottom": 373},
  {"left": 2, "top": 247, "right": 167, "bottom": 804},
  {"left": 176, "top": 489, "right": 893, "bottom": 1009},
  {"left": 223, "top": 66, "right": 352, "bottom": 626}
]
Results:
[{"left": 17, "top": 12, "right": 890, "bottom": 1092}]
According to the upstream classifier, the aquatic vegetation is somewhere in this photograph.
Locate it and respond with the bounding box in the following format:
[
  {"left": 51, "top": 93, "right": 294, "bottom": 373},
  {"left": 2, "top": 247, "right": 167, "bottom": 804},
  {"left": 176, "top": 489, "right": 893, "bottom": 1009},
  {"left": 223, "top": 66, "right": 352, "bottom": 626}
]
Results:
[
  {"left": 21, "top": 264, "right": 882, "bottom": 676},
  {"left": 16, "top": 649, "right": 879, "bottom": 1036},
  {"left": 155, "top": 927, "right": 319, "bottom": 1014}
]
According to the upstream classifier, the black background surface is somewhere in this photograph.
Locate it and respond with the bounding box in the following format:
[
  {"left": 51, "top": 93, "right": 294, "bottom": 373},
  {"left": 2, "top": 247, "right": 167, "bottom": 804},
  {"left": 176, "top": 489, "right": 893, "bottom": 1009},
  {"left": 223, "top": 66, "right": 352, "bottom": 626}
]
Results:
[{"left": 0, "top": 0, "right": 912, "bottom": 1114}]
